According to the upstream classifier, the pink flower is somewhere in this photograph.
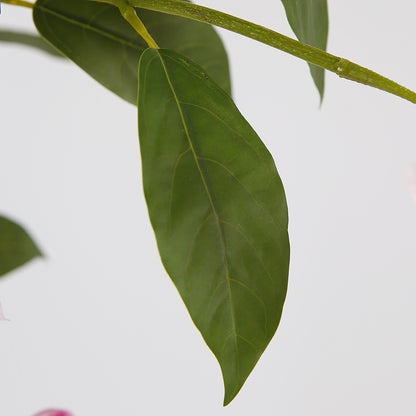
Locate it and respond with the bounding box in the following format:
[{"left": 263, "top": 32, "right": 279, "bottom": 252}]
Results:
[{"left": 33, "top": 411, "right": 73, "bottom": 416}]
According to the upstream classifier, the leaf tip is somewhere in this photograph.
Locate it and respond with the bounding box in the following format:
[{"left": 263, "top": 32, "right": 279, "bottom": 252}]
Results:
[{"left": 223, "top": 388, "right": 238, "bottom": 407}]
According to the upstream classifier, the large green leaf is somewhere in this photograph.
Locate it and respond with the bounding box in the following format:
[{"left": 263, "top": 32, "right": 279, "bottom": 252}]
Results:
[
  {"left": 138, "top": 48, "right": 289, "bottom": 405},
  {"left": 280, "top": 0, "right": 328, "bottom": 99},
  {"left": 33, "top": 0, "right": 230, "bottom": 104},
  {"left": 0, "top": 216, "right": 42, "bottom": 278},
  {"left": 0, "top": 30, "right": 64, "bottom": 58}
]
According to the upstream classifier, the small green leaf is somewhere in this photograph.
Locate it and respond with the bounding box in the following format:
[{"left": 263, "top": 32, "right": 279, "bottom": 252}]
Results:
[
  {"left": 0, "top": 30, "right": 65, "bottom": 58},
  {"left": 0, "top": 216, "right": 42, "bottom": 278},
  {"left": 33, "top": 0, "right": 230, "bottom": 104},
  {"left": 138, "top": 48, "right": 289, "bottom": 405},
  {"left": 280, "top": 0, "right": 328, "bottom": 99}
]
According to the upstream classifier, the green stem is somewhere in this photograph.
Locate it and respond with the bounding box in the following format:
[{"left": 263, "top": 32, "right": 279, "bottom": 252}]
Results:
[
  {"left": 92, "top": 0, "right": 416, "bottom": 104},
  {"left": 117, "top": 1, "right": 159, "bottom": 48},
  {"left": 2, "top": 0, "right": 34, "bottom": 8}
]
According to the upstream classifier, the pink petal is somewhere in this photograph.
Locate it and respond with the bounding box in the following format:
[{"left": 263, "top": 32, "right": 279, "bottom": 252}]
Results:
[{"left": 33, "top": 410, "right": 73, "bottom": 416}]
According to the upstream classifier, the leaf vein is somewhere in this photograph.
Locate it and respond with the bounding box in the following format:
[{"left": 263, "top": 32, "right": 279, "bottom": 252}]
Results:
[
  {"left": 184, "top": 213, "right": 214, "bottom": 289},
  {"left": 220, "top": 219, "right": 273, "bottom": 285},
  {"left": 229, "top": 278, "right": 268, "bottom": 334},
  {"left": 35, "top": 4, "right": 146, "bottom": 52},
  {"left": 158, "top": 52, "right": 240, "bottom": 381},
  {"left": 198, "top": 156, "right": 278, "bottom": 229},
  {"left": 167, "top": 148, "right": 191, "bottom": 233},
  {"left": 180, "top": 101, "right": 261, "bottom": 159}
]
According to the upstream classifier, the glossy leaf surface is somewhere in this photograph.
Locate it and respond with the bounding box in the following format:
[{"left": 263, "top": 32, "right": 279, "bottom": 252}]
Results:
[
  {"left": 0, "top": 216, "right": 42, "bottom": 278},
  {"left": 281, "top": 0, "right": 328, "bottom": 99},
  {"left": 0, "top": 30, "right": 64, "bottom": 57},
  {"left": 33, "top": 0, "right": 230, "bottom": 104},
  {"left": 138, "top": 48, "right": 289, "bottom": 405}
]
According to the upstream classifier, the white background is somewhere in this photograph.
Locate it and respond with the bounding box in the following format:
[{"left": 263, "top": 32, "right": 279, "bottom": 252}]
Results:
[{"left": 1, "top": 1, "right": 416, "bottom": 415}]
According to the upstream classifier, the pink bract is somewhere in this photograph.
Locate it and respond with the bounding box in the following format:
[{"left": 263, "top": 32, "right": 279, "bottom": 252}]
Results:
[{"left": 33, "top": 410, "right": 73, "bottom": 416}]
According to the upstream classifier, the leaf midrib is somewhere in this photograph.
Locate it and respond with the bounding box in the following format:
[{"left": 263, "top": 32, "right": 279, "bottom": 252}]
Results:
[
  {"left": 156, "top": 50, "right": 240, "bottom": 374},
  {"left": 35, "top": 3, "right": 145, "bottom": 52}
]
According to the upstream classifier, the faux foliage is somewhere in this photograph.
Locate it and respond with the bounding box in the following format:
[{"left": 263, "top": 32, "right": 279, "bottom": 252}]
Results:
[{"left": 1, "top": 0, "right": 415, "bottom": 406}]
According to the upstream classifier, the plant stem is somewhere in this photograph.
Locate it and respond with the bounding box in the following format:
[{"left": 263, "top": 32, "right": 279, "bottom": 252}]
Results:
[
  {"left": 92, "top": 0, "right": 416, "bottom": 104},
  {"left": 88, "top": 0, "right": 158, "bottom": 48},
  {"left": 117, "top": 1, "right": 159, "bottom": 48},
  {"left": 2, "top": 0, "right": 33, "bottom": 8}
]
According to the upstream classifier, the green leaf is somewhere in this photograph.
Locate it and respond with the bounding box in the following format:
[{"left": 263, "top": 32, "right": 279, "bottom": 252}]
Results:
[
  {"left": 280, "top": 0, "right": 328, "bottom": 99},
  {"left": 138, "top": 48, "right": 289, "bottom": 405},
  {"left": 33, "top": 0, "right": 230, "bottom": 104},
  {"left": 0, "top": 30, "right": 65, "bottom": 58},
  {"left": 0, "top": 216, "right": 42, "bottom": 278}
]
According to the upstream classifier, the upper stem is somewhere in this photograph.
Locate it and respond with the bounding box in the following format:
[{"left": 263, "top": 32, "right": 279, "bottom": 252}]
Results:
[{"left": 92, "top": 0, "right": 416, "bottom": 104}]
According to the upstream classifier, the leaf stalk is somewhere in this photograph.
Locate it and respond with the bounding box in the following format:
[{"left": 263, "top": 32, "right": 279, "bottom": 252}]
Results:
[
  {"left": 88, "top": 0, "right": 158, "bottom": 48},
  {"left": 91, "top": 0, "right": 416, "bottom": 104},
  {"left": 2, "top": 0, "right": 34, "bottom": 9},
  {"left": 118, "top": 1, "right": 159, "bottom": 48}
]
